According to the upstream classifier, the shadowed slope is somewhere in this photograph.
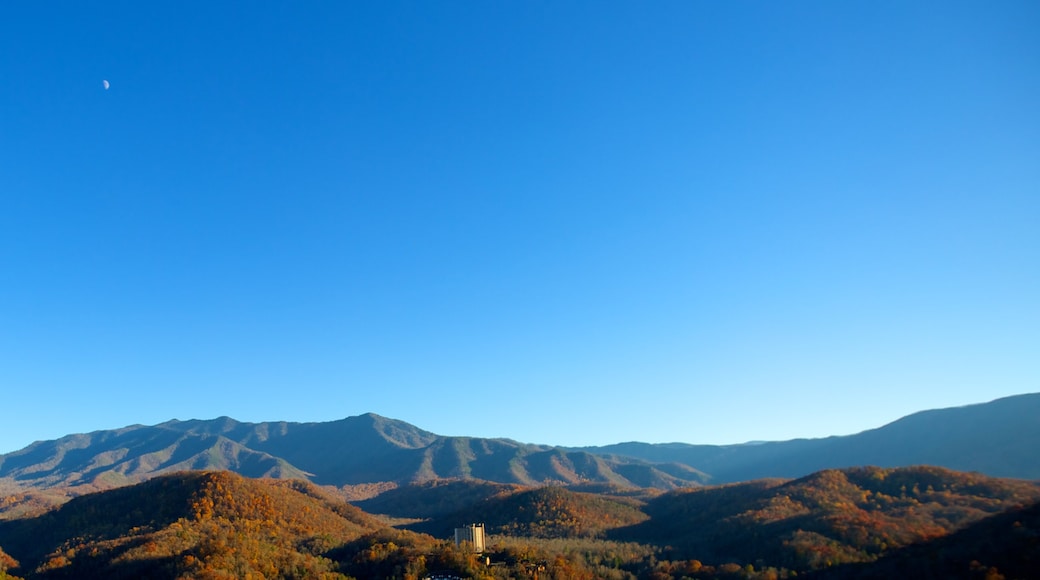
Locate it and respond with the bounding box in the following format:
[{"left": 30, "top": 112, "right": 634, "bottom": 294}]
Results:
[
  {"left": 810, "top": 499, "right": 1040, "bottom": 579},
  {"left": 354, "top": 478, "right": 522, "bottom": 519},
  {"left": 406, "top": 485, "right": 649, "bottom": 539},
  {"left": 611, "top": 465, "right": 1040, "bottom": 571}
]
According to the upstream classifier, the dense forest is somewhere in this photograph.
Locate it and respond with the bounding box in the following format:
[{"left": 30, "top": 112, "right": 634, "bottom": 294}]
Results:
[{"left": 0, "top": 465, "right": 1037, "bottom": 579}]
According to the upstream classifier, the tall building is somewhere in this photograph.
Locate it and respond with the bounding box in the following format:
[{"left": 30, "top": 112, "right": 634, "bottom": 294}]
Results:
[{"left": 454, "top": 523, "right": 486, "bottom": 553}]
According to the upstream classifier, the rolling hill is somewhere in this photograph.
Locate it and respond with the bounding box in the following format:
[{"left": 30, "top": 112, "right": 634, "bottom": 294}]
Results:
[
  {"left": 1, "top": 466, "right": 1036, "bottom": 579},
  {"left": 404, "top": 484, "right": 651, "bottom": 540},
  {"left": 609, "top": 465, "right": 1040, "bottom": 571},
  {"left": 0, "top": 470, "right": 383, "bottom": 579}
]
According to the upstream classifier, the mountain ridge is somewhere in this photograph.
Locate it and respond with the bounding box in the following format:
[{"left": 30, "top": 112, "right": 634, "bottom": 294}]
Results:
[
  {"left": 1, "top": 393, "right": 1037, "bottom": 496},
  {"left": 578, "top": 392, "right": 1040, "bottom": 481},
  {"left": 0, "top": 412, "right": 709, "bottom": 493}
]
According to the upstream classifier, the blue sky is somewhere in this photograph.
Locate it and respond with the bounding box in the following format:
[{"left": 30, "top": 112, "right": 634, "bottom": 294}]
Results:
[{"left": 1, "top": 1, "right": 1037, "bottom": 454}]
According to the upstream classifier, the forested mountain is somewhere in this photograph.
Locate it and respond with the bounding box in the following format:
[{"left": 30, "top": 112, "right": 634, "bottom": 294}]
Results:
[
  {"left": 0, "top": 466, "right": 1036, "bottom": 579},
  {"left": 610, "top": 465, "right": 1040, "bottom": 571},
  {"left": 0, "top": 471, "right": 383, "bottom": 579},
  {"left": 0, "top": 413, "right": 708, "bottom": 494},
  {"left": 581, "top": 392, "right": 1040, "bottom": 482},
  {"left": 1, "top": 394, "right": 1037, "bottom": 500},
  {"left": 809, "top": 498, "right": 1040, "bottom": 579},
  {"left": 350, "top": 465, "right": 1040, "bottom": 576}
]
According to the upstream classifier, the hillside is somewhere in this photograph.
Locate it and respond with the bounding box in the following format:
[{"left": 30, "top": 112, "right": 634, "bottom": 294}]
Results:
[
  {"left": 1, "top": 466, "right": 1037, "bottom": 579},
  {"left": 810, "top": 499, "right": 1040, "bottom": 579},
  {"left": 353, "top": 465, "right": 1040, "bottom": 575},
  {"left": 610, "top": 465, "right": 1040, "bottom": 571},
  {"left": 0, "top": 471, "right": 382, "bottom": 579},
  {"left": 0, "top": 485, "right": 72, "bottom": 522},
  {"left": 354, "top": 478, "right": 522, "bottom": 520},
  {"left": 406, "top": 485, "right": 650, "bottom": 540},
  {"left": 583, "top": 392, "right": 1040, "bottom": 482}
]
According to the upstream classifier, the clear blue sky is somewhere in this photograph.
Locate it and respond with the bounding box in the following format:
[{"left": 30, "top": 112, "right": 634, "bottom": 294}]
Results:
[{"left": 1, "top": 1, "right": 1037, "bottom": 454}]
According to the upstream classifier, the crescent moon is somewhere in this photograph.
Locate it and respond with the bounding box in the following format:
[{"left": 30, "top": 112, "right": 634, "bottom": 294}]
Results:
[{"left": 103, "top": 80, "right": 110, "bottom": 90}]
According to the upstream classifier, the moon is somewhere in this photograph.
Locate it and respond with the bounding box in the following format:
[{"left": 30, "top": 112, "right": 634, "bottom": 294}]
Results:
[{"left": 103, "top": 80, "right": 110, "bottom": 90}]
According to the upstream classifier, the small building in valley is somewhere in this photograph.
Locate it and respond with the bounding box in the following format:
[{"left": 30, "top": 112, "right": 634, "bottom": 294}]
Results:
[{"left": 454, "top": 523, "right": 486, "bottom": 553}]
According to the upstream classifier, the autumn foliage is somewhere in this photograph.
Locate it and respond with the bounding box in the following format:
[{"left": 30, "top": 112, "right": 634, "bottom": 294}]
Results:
[{"left": 0, "top": 466, "right": 1037, "bottom": 579}]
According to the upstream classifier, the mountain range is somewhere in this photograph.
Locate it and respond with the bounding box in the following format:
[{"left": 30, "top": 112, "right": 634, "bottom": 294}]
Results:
[
  {"left": 1, "top": 394, "right": 1039, "bottom": 579},
  {"left": 1, "top": 393, "right": 1037, "bottom": 498}
]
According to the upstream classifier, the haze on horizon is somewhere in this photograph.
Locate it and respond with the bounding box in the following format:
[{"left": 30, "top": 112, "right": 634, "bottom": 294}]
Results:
[{"left": 1, "top": 2, "right": 1037, "bottom": 455}]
